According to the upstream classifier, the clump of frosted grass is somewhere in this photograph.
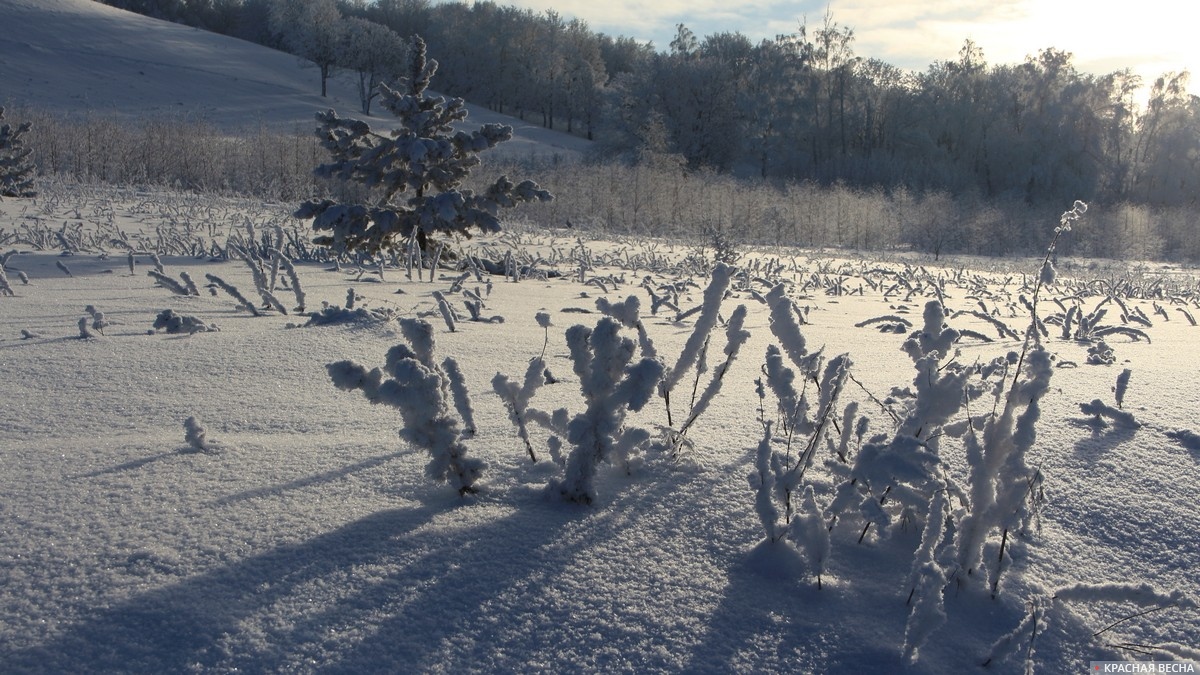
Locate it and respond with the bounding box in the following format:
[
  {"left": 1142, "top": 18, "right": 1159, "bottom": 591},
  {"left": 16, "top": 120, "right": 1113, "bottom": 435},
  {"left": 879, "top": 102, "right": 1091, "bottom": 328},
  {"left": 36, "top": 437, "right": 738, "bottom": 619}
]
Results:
[
  {"left": 270, "top": 248, "right": 306, "bottom": 312},
  {"left": 148, "top": 269, "right": 193, "bottom": 296},
  {"left": 1114, "top": 368, "right": 1132, "bottom": 409},
  {"left": 658, "top": 263, "right": 734, "bottom": 426},
  {"left": 205, "top": 273, "right": 260, "bottom": 316}
]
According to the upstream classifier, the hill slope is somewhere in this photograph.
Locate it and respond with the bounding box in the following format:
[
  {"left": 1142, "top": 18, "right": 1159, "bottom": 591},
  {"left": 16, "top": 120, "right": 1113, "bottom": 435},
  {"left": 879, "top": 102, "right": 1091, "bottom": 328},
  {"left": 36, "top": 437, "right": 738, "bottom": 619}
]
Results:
[{"left": 0, "top": 0, "right": 589, "bottom": 158}]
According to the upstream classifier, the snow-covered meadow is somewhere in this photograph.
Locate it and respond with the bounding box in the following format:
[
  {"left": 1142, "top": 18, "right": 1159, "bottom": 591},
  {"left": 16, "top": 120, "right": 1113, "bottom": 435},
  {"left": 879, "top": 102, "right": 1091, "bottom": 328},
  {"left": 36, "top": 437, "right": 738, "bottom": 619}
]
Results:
[
  {"left": 2, "top": 0, "right": 1199, "bottom": 671},
  {"left": 1, "top": 183, "right": 1198, "bottom": 673}
]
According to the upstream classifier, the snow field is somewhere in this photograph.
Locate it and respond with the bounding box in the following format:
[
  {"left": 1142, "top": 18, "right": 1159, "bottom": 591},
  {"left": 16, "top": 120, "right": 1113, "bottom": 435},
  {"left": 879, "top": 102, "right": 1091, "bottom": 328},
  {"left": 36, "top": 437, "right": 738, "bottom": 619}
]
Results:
[{"left": 1, "top": 193, "right": 1198, "bottom": 672}]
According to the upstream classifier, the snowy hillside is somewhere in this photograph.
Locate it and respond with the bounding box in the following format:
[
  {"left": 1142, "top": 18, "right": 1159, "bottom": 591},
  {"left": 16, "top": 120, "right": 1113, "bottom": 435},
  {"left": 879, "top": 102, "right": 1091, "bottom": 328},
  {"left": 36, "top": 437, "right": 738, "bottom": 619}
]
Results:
[{"left": 0, "top": 0, "right": 590, "bottom": 159}]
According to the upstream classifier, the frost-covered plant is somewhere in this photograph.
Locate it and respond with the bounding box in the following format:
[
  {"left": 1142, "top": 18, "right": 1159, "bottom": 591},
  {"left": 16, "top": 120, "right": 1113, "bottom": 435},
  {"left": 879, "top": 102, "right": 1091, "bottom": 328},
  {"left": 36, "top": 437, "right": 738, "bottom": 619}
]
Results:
[
  {"left": 1114, "top": 368, "right": 1132, "bottom": 409},
  {"left": 547, "top": 317, "right": 664, "bottom": 504},
  {"left": 902, "top": 485, "right": 953, "bottom": 663},
  {"left": 492, "top": 356, "right": 548, "bottom": 462},
  {"left": 1078, "top": 398, "right": 1140, "bottom": 429},
  {"left": 77, "top": 317, "right": 100, "bottom": 339},
  {"left": 1086, "top": 340, "right": 1116, "bottom": 365},
  {"left": 147, "top": 269, "right": 195, "bottom": 296},
  {"left": 1049, "top": 298, "right": 1151, "bottom": 353},
  {"left": 270, "top": 248, "right": 306, "bottom": 312},
  {"left": 535, "top": 311, "right": 552, "bottom": 359},
  {"left": 826, "top": 301, "right": 970, "bottom": 548},
  {"left": 327, "top": 318, "right": 484, "bottom": 495},
  {"left": 749, "top": 348, "right": 850, "bottom": 587},
  {"left": 296, "top": 35, "right": 552, "bottom": 256},
  {"left": 84, "top": 305, "right": 112, "bottom": 334},
  {"left": 153, "top": 309, "right": 217, "bottom": 335},
  {"left": 664, "top": 304, "right": 750, "bottom": 450},
  {"left": 302, "top": 287, "right": 394, "bottom": 326},
  {"left": 983, "top": 583, "right": 1196, "bottom": 670},
  {"left": 657, "top": 263, "right": 735, "bottom": 425},
  {"left": 431, "top": 290, "right": 457, "bottom": 332},
  {"left": 179, "top": 271, "right": 200, "bottom": 296},
  {"left": 0, "top": 265, "right": 14, "bottom": 296},
  {"left": 205, "top": 273, "right": 260, "bottom": 316},
  {"left": 231, "top": 244, "right": 287, "bottom": 314},
  {"left": 183, "top": 416, "right": 221, "bottom": 453},
  {"left": 952, "top": 203, "right": 1085, "bottom": 597},
  {"left": 596, "top": 266, "right": 747, "bottom": 457}
]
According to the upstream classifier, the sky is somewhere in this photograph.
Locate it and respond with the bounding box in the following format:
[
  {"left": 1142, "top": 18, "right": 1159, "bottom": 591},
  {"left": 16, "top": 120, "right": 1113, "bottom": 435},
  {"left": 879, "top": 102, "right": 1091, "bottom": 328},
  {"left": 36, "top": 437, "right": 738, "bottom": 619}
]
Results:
[{"left": 485, "top": 0, "right": 1195, "bottom": 95}]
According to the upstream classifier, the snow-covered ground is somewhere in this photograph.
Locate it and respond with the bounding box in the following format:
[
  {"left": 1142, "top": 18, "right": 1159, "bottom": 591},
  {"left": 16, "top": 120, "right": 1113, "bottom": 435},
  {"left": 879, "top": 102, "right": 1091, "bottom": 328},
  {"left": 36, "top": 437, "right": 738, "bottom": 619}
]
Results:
[
  {"left": 0, "top": 185, "right": 1197, "bottom": 673},
  {"left": 1, "top": 0, "right": 1198, "bottom": 671}
]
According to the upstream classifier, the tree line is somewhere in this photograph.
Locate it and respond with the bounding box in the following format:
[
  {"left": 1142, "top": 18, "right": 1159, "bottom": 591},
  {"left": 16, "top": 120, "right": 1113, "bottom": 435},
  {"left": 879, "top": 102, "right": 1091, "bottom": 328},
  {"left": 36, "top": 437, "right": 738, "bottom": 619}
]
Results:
[{"left": 87, "top": 1, "right": 1200, "bottom": 236}]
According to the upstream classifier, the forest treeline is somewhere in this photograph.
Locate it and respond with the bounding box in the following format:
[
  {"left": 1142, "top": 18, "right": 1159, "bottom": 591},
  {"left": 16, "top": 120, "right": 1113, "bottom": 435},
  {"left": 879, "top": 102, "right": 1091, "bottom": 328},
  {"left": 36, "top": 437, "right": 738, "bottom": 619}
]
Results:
[
  {"left": 64, "top": 0, "right": 1200, "bottom": 262},
  {"left": 93, "top": 0, "right": 1200, "bottom": 210}
]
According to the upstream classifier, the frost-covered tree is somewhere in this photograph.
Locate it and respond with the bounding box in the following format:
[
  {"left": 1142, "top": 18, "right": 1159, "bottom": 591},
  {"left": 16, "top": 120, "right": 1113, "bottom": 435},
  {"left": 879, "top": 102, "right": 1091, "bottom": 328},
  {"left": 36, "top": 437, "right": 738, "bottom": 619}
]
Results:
[
  {"left": 269, "top": 0, "right": 344, "bottom": 97},
  {"left": 0, "top": 107, "right": 36, "bottom": 198},
  {"left": 297, "top": 35, "right": 552, "bottom": 256},
  {"left": 339, "top": 17, "right": 404, "bottom": 115}
]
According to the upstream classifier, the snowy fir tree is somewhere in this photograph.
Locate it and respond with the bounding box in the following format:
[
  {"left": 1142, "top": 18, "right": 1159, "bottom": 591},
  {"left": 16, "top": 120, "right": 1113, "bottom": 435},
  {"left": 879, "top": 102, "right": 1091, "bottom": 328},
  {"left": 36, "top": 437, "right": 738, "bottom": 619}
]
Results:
[
  {"left": 0, "top": 107, "right": 36, "bottom": 198},
  {"left": 296, "top": 35, "right": 552, "bottom": 256}
]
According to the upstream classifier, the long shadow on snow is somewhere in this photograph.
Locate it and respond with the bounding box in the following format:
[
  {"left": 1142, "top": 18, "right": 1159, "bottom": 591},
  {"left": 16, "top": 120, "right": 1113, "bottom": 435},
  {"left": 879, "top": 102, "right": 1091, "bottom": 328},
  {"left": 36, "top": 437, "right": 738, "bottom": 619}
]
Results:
[
  {"left": 1058, "top": 423, "right": 1200, "bottom": 575},
  {"left": 680, "top": 549, "right": 907, "bottom": 673},
  {"left": 210, "top": 450, "right": 415, "bottom": 506},
  {"left": 5, "top": 497, "right": 592, "bottom": 673}
]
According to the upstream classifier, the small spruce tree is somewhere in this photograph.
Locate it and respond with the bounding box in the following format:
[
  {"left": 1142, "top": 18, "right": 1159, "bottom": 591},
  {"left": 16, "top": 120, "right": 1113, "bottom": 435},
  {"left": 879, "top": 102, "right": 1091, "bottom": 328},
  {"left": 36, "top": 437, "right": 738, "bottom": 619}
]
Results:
[
  {"left": 296, "top": 35, "right": 552, "bottom": 255},
  {"left": 0, "top": 107, "right": 36, "bottom": 198}
]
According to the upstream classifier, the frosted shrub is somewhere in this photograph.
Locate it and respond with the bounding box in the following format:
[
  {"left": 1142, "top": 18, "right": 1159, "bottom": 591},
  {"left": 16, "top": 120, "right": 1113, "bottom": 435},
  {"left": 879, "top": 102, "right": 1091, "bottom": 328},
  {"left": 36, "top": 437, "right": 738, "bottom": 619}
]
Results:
[
  {"left": 1078, "top": 398, "right": 1140, "bottom": 429},
  {"left": 901, "top": 485, "right": 952, "bottom": 663},
  {"left": 270, "top": 249, "right": 306, "bottom": 312},
  {"left": 593, "top": 266, "right": 749, "bottom": 457},
  {"left": 84, "top": 305, "right": 112, "bottom": 335},
  {"left": 231, "top": 244, "right": 287, "bottom": 314},
  {"left": 749, "top": 285, "right": 851, "bottom": 586},
  {"left": 825, "top": 303, "right": 971, "bottom": 542},
  {"left": 147, "top": 269, "right": 196, "bottom": 296},
  {"left": 327, "top": 318, "right": 484, "bottom": 495},
  {"left": 302, "top": 287, "right": 394, "bottom": 326},
  {"left": 631, "top": 265, "right": 755, "bottom": 455},
  {"left": 546, "top": 316, "right": 664, "bottom": 504}
]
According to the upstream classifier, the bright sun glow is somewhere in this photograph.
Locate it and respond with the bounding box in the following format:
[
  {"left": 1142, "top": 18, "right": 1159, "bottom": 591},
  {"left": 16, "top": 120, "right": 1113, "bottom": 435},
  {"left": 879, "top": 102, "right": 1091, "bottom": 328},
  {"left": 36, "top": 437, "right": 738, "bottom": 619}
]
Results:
[{"left": 497, "top": 0, "right": 1197, "bottom": 98}]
